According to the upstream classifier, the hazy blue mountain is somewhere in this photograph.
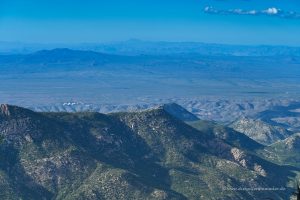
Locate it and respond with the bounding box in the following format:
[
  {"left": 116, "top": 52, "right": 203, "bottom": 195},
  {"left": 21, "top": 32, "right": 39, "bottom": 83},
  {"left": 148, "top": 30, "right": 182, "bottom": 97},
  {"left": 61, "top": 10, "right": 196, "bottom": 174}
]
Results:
[
  {"left": 0, "top": 48, "right": 128, "bottom": 73},
  {"left": 2, "top": 40, "right": 300, "bottom": 57},
  {"left": 1, "top": 48, "right": 300, "bottom": 111}
]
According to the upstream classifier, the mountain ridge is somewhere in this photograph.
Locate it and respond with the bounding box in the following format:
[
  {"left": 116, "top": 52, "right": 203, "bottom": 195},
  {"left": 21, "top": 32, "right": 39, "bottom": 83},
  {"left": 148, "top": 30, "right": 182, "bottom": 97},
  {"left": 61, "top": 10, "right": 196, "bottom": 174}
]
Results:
[
  {"left": 0, "top": 104, "right": 297, "bottom": 199},
  {"left": 230, "top": 117, "right": 292, "bottom": 145}
]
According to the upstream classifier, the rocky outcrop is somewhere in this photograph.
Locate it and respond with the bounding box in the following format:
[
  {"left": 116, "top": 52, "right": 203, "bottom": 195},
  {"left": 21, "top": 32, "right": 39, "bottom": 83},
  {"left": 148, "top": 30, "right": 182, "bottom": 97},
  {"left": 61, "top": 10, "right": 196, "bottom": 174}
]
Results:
[
  {"left": 0, "top": 104, "right": 10, "bottom": 116},
  {"left": 230, "top": 147, "right": 267, "bottom": 177}
]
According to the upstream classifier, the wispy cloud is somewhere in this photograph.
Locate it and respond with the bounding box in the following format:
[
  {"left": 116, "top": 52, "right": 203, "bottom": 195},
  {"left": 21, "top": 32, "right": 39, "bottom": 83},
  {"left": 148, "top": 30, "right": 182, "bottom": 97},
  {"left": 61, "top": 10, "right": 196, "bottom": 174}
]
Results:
[{"left": 204, "top": 6, "right": 300, "bottom": 19}]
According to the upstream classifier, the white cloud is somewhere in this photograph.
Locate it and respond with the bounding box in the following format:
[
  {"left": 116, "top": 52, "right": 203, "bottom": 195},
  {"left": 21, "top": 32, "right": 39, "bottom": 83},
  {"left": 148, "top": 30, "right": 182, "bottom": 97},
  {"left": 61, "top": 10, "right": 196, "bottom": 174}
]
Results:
[
  {"left": 204, "top": 6, "right": 300, "bottom": 19},
  {"left": 263, "top": 7, "right": 279, "bottom": 15}
]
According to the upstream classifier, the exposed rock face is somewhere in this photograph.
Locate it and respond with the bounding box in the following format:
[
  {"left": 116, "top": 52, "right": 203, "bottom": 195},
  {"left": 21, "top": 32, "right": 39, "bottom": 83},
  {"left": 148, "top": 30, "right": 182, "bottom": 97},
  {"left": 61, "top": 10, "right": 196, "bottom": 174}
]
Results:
[
  {"left": 151, "top": 189, "right": 168, "bottom": 199},
  {"left": 278, "top": 133, "right": 300, "bottom": 150},
  {"left": 285, "top": 133, "right": 300, "bottom": 150},
  {"left": 254, "top": 164, "right": 267, "bottom": 177},
  {"left": 231, "top": 148, "right": 248, "bottom": 168},
  {"left": 230, "top": 117, "right": 291, "bottom": 145},
  {"left": 0, "top": 104, "right": 10, "bottom": 116},
  {"left": 230, "top": 148, "right": 267, "bottom": 177}
]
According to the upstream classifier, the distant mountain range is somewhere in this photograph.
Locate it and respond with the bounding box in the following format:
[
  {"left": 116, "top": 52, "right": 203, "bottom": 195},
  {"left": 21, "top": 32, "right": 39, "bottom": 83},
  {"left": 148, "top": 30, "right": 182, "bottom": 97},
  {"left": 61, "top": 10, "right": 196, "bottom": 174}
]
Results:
[
  {"left": 1, "top": 48, "right": 300, "bottom": 78},
  {"left": 1, "top": 48, "right": 300, "bottom": 107},
  {"left": 0, "top": 103, "right": 299, "bottom": 199},
  {"left": 1, "top": 40, "right": 300, "bottom": 56}
]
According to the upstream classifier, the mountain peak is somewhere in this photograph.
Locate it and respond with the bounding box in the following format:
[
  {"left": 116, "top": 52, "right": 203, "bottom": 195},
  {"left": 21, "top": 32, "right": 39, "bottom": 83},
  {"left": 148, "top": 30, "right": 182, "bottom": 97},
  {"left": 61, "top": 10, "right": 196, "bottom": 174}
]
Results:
[
  {"left": 160, "top": 103, "right": 199, "bottom": 122},
  {"left": 0, "top": 104, "right": 36, "bottom": 119}
]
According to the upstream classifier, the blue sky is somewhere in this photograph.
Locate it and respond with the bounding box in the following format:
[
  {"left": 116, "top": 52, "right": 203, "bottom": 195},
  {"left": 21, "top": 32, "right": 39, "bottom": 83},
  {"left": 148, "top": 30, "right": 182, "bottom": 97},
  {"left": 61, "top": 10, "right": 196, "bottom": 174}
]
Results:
[{"left": 1, "top": 0, "right": 300, "bottom": 45}]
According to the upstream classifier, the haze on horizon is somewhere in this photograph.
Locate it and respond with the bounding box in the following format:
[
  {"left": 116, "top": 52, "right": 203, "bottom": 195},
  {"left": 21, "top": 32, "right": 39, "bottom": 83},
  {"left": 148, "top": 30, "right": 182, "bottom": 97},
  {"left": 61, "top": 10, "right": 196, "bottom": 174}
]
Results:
[{"left": 1, "top": 0, "right": 300, "bottom": 46}]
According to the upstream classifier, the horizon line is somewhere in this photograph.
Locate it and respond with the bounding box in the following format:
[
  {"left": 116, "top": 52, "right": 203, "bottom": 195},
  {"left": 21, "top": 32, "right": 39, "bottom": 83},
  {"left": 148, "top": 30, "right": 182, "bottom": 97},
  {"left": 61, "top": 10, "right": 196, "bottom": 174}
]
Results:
[{"left": 1, "top": 39, "right": 300, "bottom": 48}]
